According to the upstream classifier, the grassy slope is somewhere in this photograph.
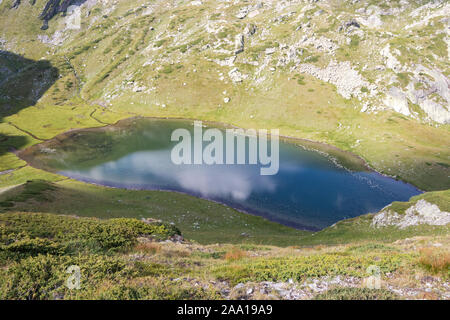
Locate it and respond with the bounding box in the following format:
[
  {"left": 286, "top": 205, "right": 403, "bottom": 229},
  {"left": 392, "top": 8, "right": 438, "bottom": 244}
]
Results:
[
  {"left": 0, "top": 180, "right": 308, "bottom": 246},
  {"left": 0, "top": 180, "right": 448, "bottom": 247},
  {"left": 0, "top": 0, "right": 448, "bottom": 259},
  {"left": 0, "top": 0, "right": 449, "bottom": 192},
  {"left": 1, "top": 211, "right": 448, "bottom": 300}
]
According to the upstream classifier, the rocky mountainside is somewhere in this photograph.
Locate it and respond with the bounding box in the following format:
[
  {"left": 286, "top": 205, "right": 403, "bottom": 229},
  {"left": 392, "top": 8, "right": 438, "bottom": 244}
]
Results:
[
  {"left": 0, "top": 0, "right": 449, "bottom": 191},
  {"left": 0, "top": 0, "right": 449, "bottom": 301},
  {"left": 1, "top": 0, "right": 449, "bottom": 122}
]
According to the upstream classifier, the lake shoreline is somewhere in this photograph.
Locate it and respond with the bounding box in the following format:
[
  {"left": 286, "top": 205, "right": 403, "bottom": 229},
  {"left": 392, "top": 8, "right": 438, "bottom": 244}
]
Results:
[
  {"left": 56, "top": 172, "right": 321, "bottom": 232},
  {"left": 17, "top": 114, "right": 419, "bottom": 191},
  {"left": 14, "top": 116, "right": 423, "bottom": 232}
]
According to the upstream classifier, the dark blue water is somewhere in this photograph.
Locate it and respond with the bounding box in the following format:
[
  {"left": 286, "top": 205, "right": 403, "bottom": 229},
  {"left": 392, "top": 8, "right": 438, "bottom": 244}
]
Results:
[{"left": 54, "top": 119, "right": 421, "bottom": 230}]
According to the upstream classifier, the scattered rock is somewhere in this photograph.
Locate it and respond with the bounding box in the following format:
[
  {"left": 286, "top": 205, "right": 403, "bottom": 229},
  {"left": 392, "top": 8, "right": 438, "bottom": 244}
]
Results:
[
  {"left": 372, "top": 200, "right": 450, "bottom": 229},
  {"left": 299, "top": 61, "right": 371, "bottom": 99},
  {"left": 228, "top": 68, "right": 247, "bottom": 83},
  {"left": 236, "top": 7, "right": 249, "bottom": 19},
  {"left": 380, "top": 44, "right": 402, "bottom": 72},
  {"left": 357, "top": 14, "right": 383, "bottom": 29},
  {"left": 265, "top": 47, "right": 276, "bottom": 55},
  {"left": 244, "top": 24, "right": 257, "bottom": 37}
]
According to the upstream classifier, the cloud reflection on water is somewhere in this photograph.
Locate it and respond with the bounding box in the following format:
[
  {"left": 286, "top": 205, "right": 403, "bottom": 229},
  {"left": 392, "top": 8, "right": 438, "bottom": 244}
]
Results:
[{"left": 67, "top": 150, "right": 277, "bottom": 201}]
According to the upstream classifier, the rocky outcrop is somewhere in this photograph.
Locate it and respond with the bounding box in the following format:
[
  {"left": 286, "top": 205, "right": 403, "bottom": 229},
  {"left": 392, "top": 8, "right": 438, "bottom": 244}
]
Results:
[
  {"left": 380, "top": 44, "right": 402, "bottom": 72},
  {"left": 10, "top": 0, "right": 85, "bottom": 29},
  {"left": 419, "top": 99, "right": 450, "bottom": 124},
  {"left": 39, "top": 0, "right": 82, "bottom": 22},
  {"left": 359, "top": 14, "right": 382, "bottom": 28},
  {"left": 383, "top": 87, "right": 411, "bottom": 117},
  {"left": 228, "top": 68, "right": 247, "bottom": 83},
  {"left": 234, "top": 34, "right": 244, "bottom": 54},
  {"left": 299, "top": 61, "right": 371, "bottom": 99},
  {"left": 372, "top": 200, "right": 450, "bottom": 229},
  {"left": 301, "top": 36, "right": 338, "bottom": 53},
  {"left": 406, "top": 65, "right": 450, "bottom": 123},
  {"left": 10, "top": 0, "right": 21, "bottom": 9}
]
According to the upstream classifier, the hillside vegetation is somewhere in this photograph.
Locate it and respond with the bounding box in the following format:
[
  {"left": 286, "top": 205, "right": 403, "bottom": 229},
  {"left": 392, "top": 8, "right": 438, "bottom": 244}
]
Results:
[
  {"left": 0, "top": 0, "right": 449, "bottom": 299},
  {"left": 0, "top": 0, "right": 449, "bottom": 190},
  {"left": 0, "top": 210, "right": 448, "bottom": 300}
]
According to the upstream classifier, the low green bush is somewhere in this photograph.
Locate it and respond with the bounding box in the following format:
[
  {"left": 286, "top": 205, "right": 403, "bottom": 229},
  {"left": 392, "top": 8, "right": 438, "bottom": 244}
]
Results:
[
  {"left": 0, "top": 237, "right": 64, "bottom": 261},
  {"left": 314, "top": 287, "right": 400, "bottom": 300},
  {"left": 0, "top": 212, "right": 178, "bottom": 254},
  {"left": 91, "top": 279, "right": 220, "bottom": 300},
  {"left": 0, "top": 253, "right": 133, "bottom": 300},
  {"left": 213, "top": 253, "right": 410, "bottom": 285}
]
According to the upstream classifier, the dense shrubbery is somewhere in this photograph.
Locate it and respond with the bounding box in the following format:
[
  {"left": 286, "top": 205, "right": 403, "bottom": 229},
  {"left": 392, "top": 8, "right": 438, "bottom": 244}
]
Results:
[
  {"left": 314, "top": 287, "right": 400, "bottom": 300},
  {"left": 0, "top": 254, "right": 133, "bottom": 300},
  {"left": 0, "top": 237, "right": 64, "bottom": 261},
  {"left": 0, "top": 212, "right": 180, "bottom": 259},
  {"left": 90, "top": 279, "right": 220, "bottom": 300},
  {"left": 0, "top": 212, "right": 183, "bottom": 299},
  {"left": 213, "top": 253, "right": 411, "bottom": 285}
]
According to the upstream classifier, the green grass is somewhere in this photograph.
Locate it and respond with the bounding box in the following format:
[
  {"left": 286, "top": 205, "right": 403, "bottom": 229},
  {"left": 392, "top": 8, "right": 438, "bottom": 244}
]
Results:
[
  {"left": 213, "top": 251, "right": 413, "bottom": 285},
  {"left": 1, "top": 180, "right": 449, "bottom": 248},
  {"left": 0, "top": 180, "right": 309, "bottom": 246},
  {"left": 1, "top": 0, "right": 449, "bottom": 194},
  {"left": 0, "top": 0, "right": 448, "bottom": 300},
  {"left": 0, "top": 210, "right": 447, "bottom": 300}
]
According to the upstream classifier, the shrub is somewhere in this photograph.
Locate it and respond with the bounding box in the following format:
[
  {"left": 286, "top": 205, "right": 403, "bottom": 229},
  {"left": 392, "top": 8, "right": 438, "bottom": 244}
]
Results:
[
  {"left": 0, "top": 254, "right": 63, "bottom": 300},
  {"left": 349, "top": 36, "right": 359, "bottom": 47},
  {"left": 0, "top": 254, "right": 133, "bottom": 300},
  {"left": 225, "top": 247, "right": 247, "bottom": 261},
  {"left": 82, "top": 222, "right": 137, "bottom": 251},
  {"left": 91, "top": 279, "right": 220, "bottom": 300},
  {"left": 214, "top": 253, "right": 409, "bottom": 285},
  {"left": 160, "top": 65, "right": 174, "bottom": 74},
  {"left": 296, "top": 75, "right": 306, "bottom": 85},
  {"left": 154, "top": 39, "right": 167, "bottom": 47},
  {"left": 0, "top": 213, "right": 179, "bottom": 253},
  {"left": 418, "top": 248, "right": 450, "bottom": 277},
  {"left": 132, "top": 262, "right": 173, "bottom": 277},
  {"left": 0, "top": 237, "right": 64, "bottom": 261},
  {"left": 134, "top": 242, "right": 161, "bottom": 254},
  {"left": 314, "top": 287, "right": 400, "bottom": 300},
  {"left": 108, "top": 218, "right": 181, "bottom": 239}
]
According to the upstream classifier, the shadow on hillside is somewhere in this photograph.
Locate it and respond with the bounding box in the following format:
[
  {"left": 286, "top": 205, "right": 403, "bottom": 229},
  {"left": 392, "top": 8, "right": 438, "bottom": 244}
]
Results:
[{"left": 0, "top": 50, "right": 59, "bottom": 164}]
